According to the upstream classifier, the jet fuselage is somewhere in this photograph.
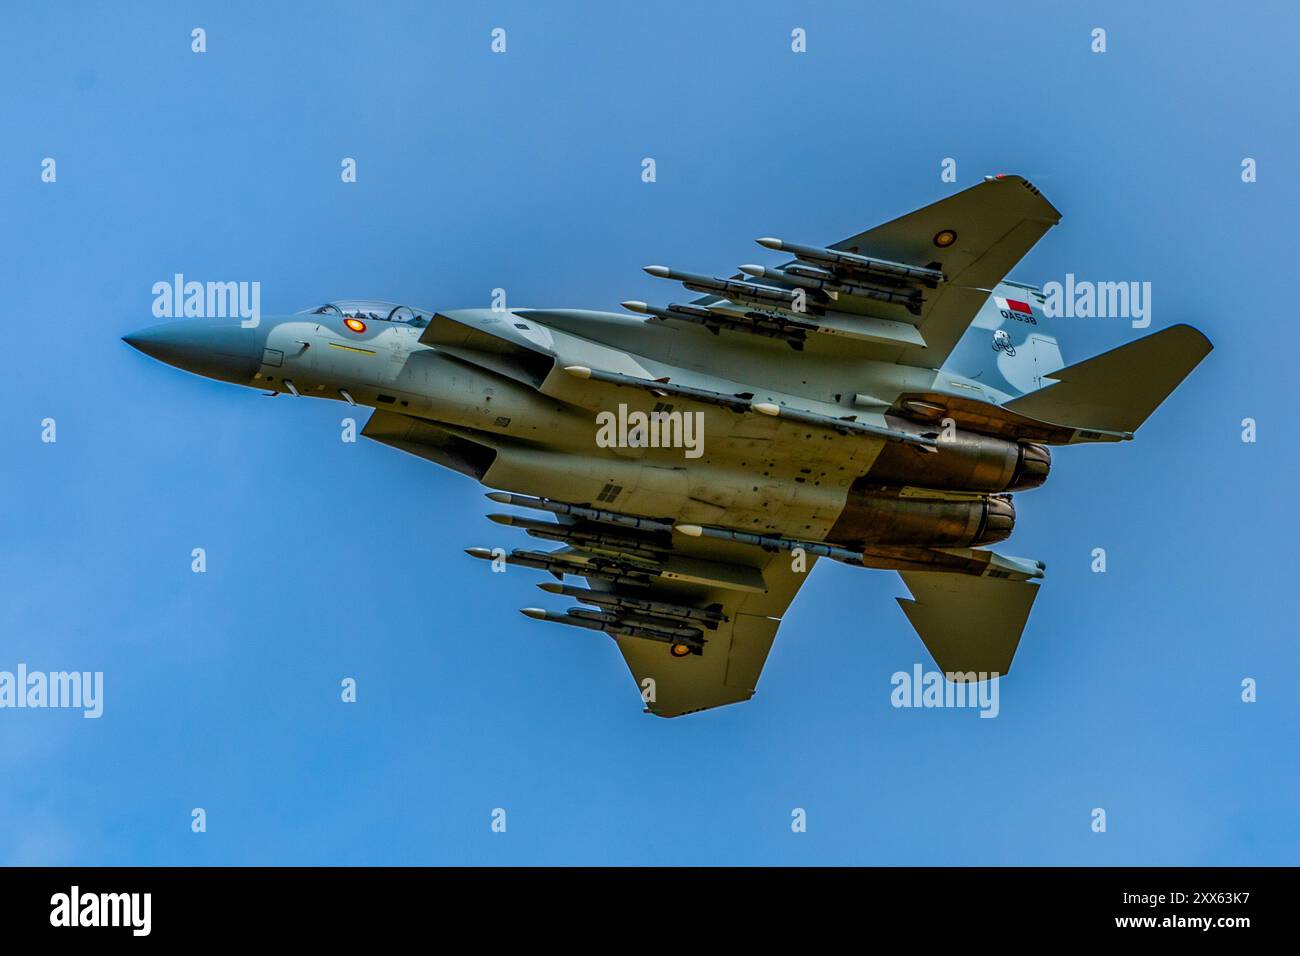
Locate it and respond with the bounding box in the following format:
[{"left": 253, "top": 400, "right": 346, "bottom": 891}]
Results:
[{"left": 125, "top": 304, "right": 1046, "bottom": 557}]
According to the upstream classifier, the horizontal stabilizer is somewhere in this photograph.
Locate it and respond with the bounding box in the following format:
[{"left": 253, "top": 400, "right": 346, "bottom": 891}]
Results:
[
  {"left": 897, "top": 571, "right": 1040, "bottom": 677},
  {"left": 1003, "top": 324, "right": 1211, "bottom": 435}
]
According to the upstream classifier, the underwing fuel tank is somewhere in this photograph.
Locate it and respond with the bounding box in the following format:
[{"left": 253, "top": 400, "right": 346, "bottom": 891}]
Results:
[
  {"left": 869, "top": 420, "right": 1051, "bottom": 492},
  {"left": 827, "top": 487, "right": 1016, "bottom": 548}
]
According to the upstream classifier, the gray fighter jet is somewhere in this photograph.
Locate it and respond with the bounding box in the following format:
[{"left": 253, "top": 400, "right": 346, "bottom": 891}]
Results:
[{"left": 124, "top": 175, "right": 1211, "bottom": 717}]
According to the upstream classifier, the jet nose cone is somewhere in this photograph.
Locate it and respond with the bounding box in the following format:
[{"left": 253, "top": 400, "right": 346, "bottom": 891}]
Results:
[{"left": 122, "top": 319, "right": 260, "bottom": 385}]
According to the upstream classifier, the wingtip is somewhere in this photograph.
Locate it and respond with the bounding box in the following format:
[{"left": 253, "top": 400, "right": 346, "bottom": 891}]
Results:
[{"left": 1166, "top": 323, "right": 1214, "bottom": 353}]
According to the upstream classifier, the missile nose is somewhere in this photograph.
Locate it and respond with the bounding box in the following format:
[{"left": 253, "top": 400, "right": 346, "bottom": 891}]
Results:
[{"left": 122, "top": 319, "right": 259, "bottom": 386}]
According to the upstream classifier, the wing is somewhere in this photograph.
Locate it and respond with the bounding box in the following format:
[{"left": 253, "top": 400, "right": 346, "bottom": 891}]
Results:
[
  {"left": 608, "top": 549, "right": 810, "bottom": 718},
  {"left": 659, "top": 174, "right": 1060, "bottom": 368},
  {"left": 473, "top": 495, "right": 817, "bottom": 718},
  {"left": 829, "top": 173, "right": 1061, "bottom": 367}
]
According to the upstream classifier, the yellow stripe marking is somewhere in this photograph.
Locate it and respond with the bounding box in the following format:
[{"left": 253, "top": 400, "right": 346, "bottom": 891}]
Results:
[{"left": 328, "top": 342, "right": 376, "bottom": 355}]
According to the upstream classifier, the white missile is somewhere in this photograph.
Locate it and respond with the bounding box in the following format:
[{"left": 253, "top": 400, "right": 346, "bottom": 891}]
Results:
[{"left": 753, "top": 237, "right": 945, "bottom": 285}]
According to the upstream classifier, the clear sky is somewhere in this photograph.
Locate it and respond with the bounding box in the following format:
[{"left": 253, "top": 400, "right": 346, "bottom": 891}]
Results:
[{"left": 3, "top": 0, "right": 1296, "bottom": 865}]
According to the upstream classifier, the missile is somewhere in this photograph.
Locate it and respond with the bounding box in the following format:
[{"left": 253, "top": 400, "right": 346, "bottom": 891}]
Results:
[
  {"left": 486, "top": 513, "right": 665, "bottom": 561},
  {"left": 623, "top": 299, "right": 756, "bottom": 331},
  {"left": 466, "top": 547, "right": 653, "bottom": 587},
  {"left": 561, "top": 365, "right": 938, "bottom": 450},
  {"left": 536, "top": 582, "right": 728, "bottom": 626},
  {"left": 622, "top": 300, "right": 715, "bottom": 323},
  {"left": 738, "top": 263, "right": 923, "bottom": 312},
  {"left": 755, "top": 238, "right": 945, "bottom": 285},
  {"left": 484, "top": 492, "right": 676, "bottom": 535},
  {"left": 564, "top": 607, "right": 703, "bottom": 641},
  {"left": 749, "top": 401, "right": 938, "bottom": 450},
  {"left": 520, "top": 606, "right": 704, "bottom": 650},
  {"left": 643, "top": 265, "right": 806, "bottom": 311},
  {"left": 673, "top": 523, "right": 865, "bottom": 564},
  {"left": 561, "top": 365, "right": 757, "bottom": 413},
  {"left": 668, "top": 523, "right": 1043, "bottom": 579},
  {"left": 487, "top": 512, "right": 546, "bottom": 530},
  {"left": 623, "top": 299, "right": 812, "bottom": 348},
  {"left": 520, "top": 607, "right": 606, "bottom": 632}
]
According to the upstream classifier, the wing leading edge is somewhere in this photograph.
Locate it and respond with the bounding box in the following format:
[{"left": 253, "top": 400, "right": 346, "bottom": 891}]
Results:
[{"left": 665, "top": 174, "right": 1061, "bottom": 367}]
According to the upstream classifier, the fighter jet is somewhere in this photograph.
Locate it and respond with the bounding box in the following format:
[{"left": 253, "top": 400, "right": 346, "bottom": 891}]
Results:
[{"left": 124, "top": 175, "right": 1211, "bottom": 717}]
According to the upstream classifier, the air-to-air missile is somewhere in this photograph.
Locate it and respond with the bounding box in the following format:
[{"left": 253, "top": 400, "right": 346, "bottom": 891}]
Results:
[
  {"left": 621, "top": 299, "right": 814, "bottom": 349},
  {"left": 738, "top": 263, "right": 923, "bottom": 313},
  {"left": 534, "top": 582, "right": 728, "bottom": 627},
  {"left": 484, "top": 492, "right": 674, "bottom": 535},
  {"left": 560, "top": 364, "right": 753, "bottom": 411},
  {"left": 642, "top": 265, "right": 806, "bottom": 312},
  {"left": 486, "top": 512, "right": 666, "bottom": 562},
  {"left": 755, "top": 237, "right": 946, "bottom": 287},
  {"left": 560, "top": 364, "right": 938, "bottom": 450},
  {"left": 672, "top": 523, "right": 867, "bottom": 564},
  {"left": 464, "top": 547, "right": 655, "bottom": 588},
  {"left": 519, "top": 607, "right": 705, "bottom": 654}
]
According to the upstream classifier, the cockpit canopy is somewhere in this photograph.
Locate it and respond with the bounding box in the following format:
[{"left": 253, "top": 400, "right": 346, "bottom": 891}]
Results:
[{"left": 303, "top": 299, "right": 432, "bottom": 328}]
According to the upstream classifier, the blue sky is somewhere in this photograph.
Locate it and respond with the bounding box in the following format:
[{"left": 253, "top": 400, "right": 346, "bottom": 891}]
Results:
[{"left": 2, "top": 0, "right": 1296, "bottom": 865}]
